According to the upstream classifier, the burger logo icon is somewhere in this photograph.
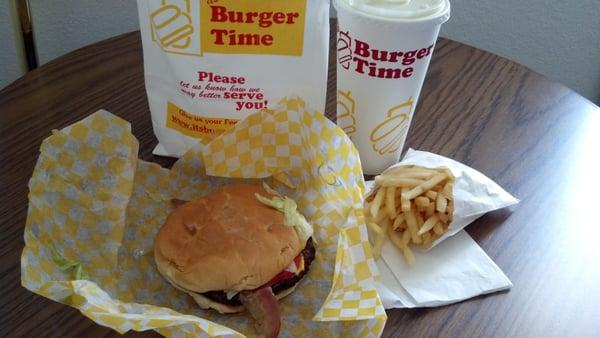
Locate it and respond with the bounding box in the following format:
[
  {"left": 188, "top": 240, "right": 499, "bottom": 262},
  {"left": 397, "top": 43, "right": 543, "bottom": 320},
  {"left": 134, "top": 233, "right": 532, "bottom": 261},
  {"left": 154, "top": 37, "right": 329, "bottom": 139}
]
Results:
[
  {"left": 370, "top": 97, "right": 413, "bottom": 155},
  {"left": 336, "top": 90, "right": 357, "bottom": 137},
  {"left": 337, "top": 30, "right": 352, "bottom": 70}
]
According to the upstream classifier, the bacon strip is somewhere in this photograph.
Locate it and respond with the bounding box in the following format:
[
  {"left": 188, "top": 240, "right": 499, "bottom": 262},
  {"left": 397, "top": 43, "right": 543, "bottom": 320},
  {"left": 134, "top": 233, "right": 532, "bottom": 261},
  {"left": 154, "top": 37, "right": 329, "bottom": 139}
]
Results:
[{"left": 239, "top": 286, "right": 281, "bottom": 338}]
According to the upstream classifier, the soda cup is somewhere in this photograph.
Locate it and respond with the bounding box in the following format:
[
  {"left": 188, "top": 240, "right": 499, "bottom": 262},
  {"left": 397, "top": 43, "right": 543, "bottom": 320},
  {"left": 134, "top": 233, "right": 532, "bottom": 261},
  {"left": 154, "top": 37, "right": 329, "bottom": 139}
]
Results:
[{"left": 334, "top": 0, "right": 451, "bottom": 174}]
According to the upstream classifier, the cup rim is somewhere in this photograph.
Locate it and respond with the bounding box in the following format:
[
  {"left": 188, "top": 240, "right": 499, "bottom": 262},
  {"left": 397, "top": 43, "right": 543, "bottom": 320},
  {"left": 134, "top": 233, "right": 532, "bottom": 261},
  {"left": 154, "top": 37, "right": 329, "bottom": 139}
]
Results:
[{"left": 334, "top": 0, "right": 451, "bottom": 27}]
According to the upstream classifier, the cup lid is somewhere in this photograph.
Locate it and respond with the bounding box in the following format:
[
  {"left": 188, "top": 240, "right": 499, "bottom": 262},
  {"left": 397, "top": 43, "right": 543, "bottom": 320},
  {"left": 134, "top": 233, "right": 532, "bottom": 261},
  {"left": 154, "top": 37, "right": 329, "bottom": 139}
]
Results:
[{"left": 346, "top": 0, "right": 448, "bottom": 20}]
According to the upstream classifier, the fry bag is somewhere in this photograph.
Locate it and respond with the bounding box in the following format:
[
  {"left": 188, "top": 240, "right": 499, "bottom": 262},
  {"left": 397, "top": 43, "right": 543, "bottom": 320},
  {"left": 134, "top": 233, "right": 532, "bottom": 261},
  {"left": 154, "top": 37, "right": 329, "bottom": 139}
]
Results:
[
  {"left": 367, "top": 149, "right": 519, "bottom": 251},
  {"left": 21, "top": 98, "right": 387, "bottom": 337},
  {"left": 137, "top": 0, "right": 330, "bottom": 157}
]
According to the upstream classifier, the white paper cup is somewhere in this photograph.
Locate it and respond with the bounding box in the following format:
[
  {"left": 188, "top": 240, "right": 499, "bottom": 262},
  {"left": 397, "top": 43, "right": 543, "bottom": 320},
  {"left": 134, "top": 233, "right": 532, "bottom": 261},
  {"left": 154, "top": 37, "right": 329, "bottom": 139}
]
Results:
[{"left": 334, "top": 0, "right": 450, "bottom": 175}]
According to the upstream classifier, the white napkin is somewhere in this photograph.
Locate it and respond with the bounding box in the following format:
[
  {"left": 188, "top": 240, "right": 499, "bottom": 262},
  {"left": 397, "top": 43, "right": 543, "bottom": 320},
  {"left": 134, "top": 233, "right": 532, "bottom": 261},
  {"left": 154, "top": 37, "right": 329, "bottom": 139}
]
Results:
[
  {"left": 376, "top": 230, "right": 512, "bottom": 308},
  {"left": 366, "top": 149, "right": 518, "bottom": 308}
]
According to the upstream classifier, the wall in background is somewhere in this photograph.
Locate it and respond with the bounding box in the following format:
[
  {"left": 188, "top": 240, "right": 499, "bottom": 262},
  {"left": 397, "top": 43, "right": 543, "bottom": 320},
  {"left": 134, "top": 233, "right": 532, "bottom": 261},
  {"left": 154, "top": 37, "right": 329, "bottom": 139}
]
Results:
[
  {"left": 29, "top": 0, "right": 139, "bottom": 65},
  {"left": 6, "top": 1, "right": 599, "bottom": 102},
  {"left": 0, "top": 2, "right": 26, "bottom": 89},
  {"left": 439, "top": 0, "right": 600, "bottom": 103}
]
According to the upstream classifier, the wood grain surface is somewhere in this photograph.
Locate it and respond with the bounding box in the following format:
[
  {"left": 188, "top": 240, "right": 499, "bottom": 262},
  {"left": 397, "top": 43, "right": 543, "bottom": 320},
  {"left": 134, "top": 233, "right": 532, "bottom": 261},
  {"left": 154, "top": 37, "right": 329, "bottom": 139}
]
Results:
[{"left": 1, "top": 19, "right": 599, "bottom": 337}]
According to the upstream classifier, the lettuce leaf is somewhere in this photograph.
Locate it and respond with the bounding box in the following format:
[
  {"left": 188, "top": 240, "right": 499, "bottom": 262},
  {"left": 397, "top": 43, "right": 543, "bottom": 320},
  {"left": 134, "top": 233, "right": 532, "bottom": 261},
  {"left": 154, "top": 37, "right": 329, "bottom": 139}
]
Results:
[
  {"left": 49, "top": 244, "right": 88, "bottom": 280},
  {"left": 255, "top": 183, "right": 314, "bottom": 244}
]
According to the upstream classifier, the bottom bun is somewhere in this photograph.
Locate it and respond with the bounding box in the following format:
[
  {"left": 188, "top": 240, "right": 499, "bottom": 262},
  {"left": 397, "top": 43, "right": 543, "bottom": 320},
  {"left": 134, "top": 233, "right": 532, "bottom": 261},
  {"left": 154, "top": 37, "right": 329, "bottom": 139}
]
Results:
[{"left": 187, "top": 284, "right": 299, "bottom": 314}]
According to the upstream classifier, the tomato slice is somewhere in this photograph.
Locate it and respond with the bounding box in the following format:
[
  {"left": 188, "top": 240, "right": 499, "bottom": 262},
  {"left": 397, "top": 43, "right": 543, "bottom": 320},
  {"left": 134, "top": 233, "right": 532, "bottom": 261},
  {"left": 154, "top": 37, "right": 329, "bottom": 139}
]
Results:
[{"left": 262, "top": 253, "right": 304, "bottom": 287}]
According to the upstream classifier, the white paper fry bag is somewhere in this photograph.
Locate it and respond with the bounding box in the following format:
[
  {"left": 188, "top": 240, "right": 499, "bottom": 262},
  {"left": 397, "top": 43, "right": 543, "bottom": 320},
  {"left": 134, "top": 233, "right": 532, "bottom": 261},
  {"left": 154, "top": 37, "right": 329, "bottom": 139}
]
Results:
[
  {"left": 137, "top": 0, "right": 330, "bottom": 157},
  {"left": 368, "top": 149, "right": 520, "bottom": 250}
]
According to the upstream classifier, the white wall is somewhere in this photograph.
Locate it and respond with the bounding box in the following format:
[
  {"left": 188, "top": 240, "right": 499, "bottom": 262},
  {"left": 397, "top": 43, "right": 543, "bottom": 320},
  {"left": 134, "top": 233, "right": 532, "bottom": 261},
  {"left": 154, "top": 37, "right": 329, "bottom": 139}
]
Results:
[
  {"left": 439, "top": 0, "right": 600, "bottom": 103},
  {"left": 0, "top": 2, "right": 26, "bottom": 89},
  {"left": 11, "top": 1, "right": 600, "bottom": 103},
  {"left": 29, "top": 0, "right": 139, "bottom": 65}
]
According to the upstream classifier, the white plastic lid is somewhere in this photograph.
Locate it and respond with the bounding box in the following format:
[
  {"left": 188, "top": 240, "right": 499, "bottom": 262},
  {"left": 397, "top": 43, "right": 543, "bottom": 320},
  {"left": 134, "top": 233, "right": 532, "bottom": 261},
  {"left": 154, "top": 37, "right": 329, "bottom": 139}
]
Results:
[{"left": 346, "top": 0, "right": 448, "bottom": 20}]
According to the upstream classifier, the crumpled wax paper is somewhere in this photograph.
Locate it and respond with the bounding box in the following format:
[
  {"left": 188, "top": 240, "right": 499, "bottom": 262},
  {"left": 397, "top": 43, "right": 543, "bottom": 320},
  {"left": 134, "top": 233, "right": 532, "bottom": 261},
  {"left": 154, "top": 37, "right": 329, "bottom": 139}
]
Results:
[{"left": 21, "top": 97, "right": 387, "bottom": 337}]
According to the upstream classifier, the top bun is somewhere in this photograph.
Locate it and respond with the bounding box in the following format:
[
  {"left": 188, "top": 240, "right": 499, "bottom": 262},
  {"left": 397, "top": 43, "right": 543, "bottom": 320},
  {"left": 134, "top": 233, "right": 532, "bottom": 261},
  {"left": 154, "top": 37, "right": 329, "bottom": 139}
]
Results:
[{"left": 154, "top": 184, "right": 303, "bottom": 293}]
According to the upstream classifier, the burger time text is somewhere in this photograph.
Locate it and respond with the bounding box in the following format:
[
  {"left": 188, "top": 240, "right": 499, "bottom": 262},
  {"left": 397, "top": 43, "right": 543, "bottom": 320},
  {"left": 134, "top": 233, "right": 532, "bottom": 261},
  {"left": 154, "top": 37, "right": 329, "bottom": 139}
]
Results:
[
  {"left": 338, "top": 31, "right": 434, "bottom": 79},
  {"left": 209, "top": 5, "right": 300, "bottom": 46},
  {"left": 200, "top": 1, "right": 307, "bottom": 56}
]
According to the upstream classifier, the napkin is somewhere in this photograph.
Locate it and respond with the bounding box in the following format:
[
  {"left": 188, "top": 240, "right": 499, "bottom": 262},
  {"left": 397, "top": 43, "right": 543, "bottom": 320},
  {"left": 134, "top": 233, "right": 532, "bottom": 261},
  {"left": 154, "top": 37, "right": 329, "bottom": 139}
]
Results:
[
  {"left": 21, "top": 98, "right": 387, "bottom": 337},
  {"left": 376, "top": 230, "right": 512, "bottom": 308}
]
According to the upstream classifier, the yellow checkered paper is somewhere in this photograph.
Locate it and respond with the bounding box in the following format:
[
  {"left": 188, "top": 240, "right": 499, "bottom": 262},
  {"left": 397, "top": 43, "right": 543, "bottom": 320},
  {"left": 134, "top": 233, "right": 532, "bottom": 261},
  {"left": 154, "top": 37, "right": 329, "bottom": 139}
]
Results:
[{"left": 21, "top": 99, "right": 387, "bottom": 337}]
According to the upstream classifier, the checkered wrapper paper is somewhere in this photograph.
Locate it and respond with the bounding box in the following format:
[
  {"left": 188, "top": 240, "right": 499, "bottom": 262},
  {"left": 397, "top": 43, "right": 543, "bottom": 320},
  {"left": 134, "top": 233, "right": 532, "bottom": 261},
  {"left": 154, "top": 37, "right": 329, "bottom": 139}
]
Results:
[{"left": 21, "top": 97, "right": 387, "bottom": 337}]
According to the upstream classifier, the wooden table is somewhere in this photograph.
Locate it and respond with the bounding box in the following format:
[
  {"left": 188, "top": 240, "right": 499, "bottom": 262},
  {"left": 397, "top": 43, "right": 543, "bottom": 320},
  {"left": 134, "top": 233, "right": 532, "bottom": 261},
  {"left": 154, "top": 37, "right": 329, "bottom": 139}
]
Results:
[{"left": 1, "top": 21, "right": 599, "bottom": 337}]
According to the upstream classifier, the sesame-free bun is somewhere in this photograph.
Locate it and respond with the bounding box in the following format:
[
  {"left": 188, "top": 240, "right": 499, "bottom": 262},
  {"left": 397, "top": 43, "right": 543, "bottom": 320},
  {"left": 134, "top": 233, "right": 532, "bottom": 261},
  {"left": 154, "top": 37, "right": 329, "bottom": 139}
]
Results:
[{"left": 154, "top": 184, "right": 303, "bottom": 293}]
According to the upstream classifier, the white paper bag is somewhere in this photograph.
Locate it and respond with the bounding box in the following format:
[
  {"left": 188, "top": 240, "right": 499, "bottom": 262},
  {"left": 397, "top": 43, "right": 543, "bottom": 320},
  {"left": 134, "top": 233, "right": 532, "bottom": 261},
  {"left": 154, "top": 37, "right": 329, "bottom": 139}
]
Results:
[{"left": 137, "top": 0, "right": 330, "bottom": 157}]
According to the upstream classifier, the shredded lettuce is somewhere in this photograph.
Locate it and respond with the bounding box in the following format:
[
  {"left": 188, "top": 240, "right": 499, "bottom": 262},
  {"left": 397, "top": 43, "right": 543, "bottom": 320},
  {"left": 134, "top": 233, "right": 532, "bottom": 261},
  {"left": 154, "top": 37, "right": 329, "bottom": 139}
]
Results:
[
  {"left": 255, "top": 183, "right": 314, "bottom": 243},
  {"left": 49, "top": 244, "right": 88, "bottom": 280},
  {"left": 225, "top": 289, "right": 239, "bottom": 300}
]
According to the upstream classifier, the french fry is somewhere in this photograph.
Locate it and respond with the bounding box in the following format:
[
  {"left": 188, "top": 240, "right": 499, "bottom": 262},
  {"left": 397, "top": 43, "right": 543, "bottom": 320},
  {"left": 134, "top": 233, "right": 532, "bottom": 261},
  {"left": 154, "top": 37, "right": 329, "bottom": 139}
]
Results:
[
  {"left": 416, "top": 211, "right": 424, "bottom": 229},
  {"left": 433, "top": 222, "right": 445, "bottom": 235},
  {"left": 436, "top": 194, "right": 447, "bottom": 213},
  {"left": 425, "top": 190, "right": 438, "bottom": 200},
  {"left": 401, "top": 228, "right": 411, "bottom": 245},
  {"left": 375, "top": 176, "right": 424, "bottom": 187},
  {"left": 422, "top": 231, "right": 432, "bottom": 246},
  {"left": 388, "top": 226, "right": 405, "bottom": 248},
  {"left": 383, "top": 165, "right": 437, "bottom": 178},
  {"left": 425, "top": 202, "right": 435, "bottom": 218},
  {"left": 442, "top": 181, "right": 453, "bottom": 199},
  {"left": 392, "top": 213, "right": 405, "bottom": 231},
  {"left": 402, "top": 173, "right": 448, "bottom": 200},
  {"left": 415, "top": 196, "right": 430, "bottom": 209},
  {"left": 447, "top": 199, "right": 454, "bottom": 215},
  {"left": 363, "top": 200, "right": 372, "bottom": 218},
  {"left": 370, "top": 187, "right": 385, "bottom": 219},
  {"left": 401, "top": 245, "right": 415, "bottom": 265},
  {"left": 385, "top": 186, "right": 397, "bottom": 218},
  {"left": 367, "top": 221, "right": 384, "bottom": 238},
  {"left": 367, "top": 222, "right": 385, "bottom": 258},
  {"left": 404, "top": 208, "right": 422, "bottom": 244},
  {"left": 387, "top": 227, "right": 415, "bottom": 265},
  {"left": 373, "top": 208, "right": 388, "bottom": 223},
  {"left": 374, "top": 221, "right": 389, "bottom": 259},
  {"left": 400, "top": 187, "right": 410, "bottom": 212},
  {"left": 418, "top": 214, "right": 440, "bottom": 235}
]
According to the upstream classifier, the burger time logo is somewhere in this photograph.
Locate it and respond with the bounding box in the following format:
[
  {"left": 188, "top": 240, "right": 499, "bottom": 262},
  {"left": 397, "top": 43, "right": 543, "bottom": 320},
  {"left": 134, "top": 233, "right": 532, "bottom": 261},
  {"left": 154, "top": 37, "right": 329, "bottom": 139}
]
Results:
[
  {"left": 337, "top": 30, "right": 434, "bottom": 79},
  {"left": 149, "top": 0, "right": 307, "bottom": 56}
]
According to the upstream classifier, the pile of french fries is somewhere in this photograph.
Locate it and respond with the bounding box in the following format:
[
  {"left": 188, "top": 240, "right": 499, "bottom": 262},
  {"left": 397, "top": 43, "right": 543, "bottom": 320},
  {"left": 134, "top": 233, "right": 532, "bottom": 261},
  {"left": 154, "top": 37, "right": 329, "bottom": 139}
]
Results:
[{"left": 365, "top": 165, "right": 455, "bottom": 265}]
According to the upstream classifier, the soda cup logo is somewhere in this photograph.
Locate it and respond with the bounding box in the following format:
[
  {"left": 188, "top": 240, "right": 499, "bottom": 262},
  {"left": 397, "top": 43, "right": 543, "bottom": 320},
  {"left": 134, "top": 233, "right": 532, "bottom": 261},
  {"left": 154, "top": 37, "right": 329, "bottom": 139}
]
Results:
[
  {"left": 337, "top": 30, "right": 434, "bottom": 79},
  {"left": 370, "top": 97, "right": 413, "bottom": 155},
  {"left": 150, "top": 0, "right": 202, "bottom": 56},
  {"left": 337, "top": 31, "right": 353, "bottom": 70},
  {"left": 336, "top": 90, "right": 357, "bottom": 137}
]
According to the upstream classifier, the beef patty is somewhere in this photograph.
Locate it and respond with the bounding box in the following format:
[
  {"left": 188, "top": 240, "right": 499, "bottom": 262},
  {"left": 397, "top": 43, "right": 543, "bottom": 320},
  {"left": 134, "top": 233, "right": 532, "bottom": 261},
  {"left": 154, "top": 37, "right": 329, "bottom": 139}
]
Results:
[{"left": 200, "top": 237, "right": 316, "bottom": 306}]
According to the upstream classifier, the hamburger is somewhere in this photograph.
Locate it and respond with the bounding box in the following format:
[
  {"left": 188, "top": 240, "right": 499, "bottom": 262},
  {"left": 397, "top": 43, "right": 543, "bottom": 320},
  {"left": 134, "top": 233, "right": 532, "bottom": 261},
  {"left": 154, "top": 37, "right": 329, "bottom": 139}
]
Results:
[{"left": 154, "top": 183, "right": 315, "bottom": 337}]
